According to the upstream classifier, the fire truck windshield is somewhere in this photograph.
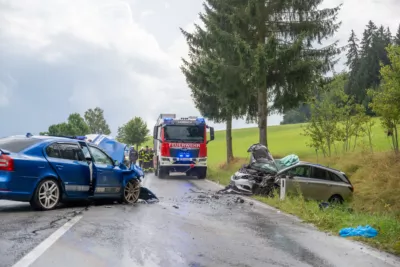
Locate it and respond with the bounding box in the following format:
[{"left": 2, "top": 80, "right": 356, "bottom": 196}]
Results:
[{"left": 164, "top": 125, "right": 204, "bottom": 143}]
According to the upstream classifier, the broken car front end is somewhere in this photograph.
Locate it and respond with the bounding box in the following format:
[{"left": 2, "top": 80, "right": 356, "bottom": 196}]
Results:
[{"left": 228, "top": 143, "right": 299, "bottom": 197}]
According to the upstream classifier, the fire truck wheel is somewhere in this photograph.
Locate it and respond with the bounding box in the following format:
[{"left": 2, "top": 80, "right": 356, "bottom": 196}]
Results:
[
  {"left": 156, "top": 162, "right": 168, "bottom": 178},
  {"left": 159, "top": 167, "right": 168, "bottom": 178},
  {"left": 197, "top": 168, "right": 207, "bottom": 179}
]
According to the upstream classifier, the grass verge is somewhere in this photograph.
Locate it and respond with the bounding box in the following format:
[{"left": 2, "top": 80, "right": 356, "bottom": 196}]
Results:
[
  {"left": 257, "top": 194, "right": 400, "bottom": 255},
  {"left": 207, "top": 152, "right": 400, "bottom": 255}
]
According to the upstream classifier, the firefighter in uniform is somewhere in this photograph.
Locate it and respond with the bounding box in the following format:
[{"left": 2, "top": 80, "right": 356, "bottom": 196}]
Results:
[
  {"left": 148, "top": 147, "right": 154, "bottom": 172},
  {"left": 129, "top": 146, "right": 138, "bottom": 168},
  {"left": 143, "top": 146, "right": 151, "bottom": 172},
  {"left": 138, "top": 147, "right": 145, "bottom": 168}
]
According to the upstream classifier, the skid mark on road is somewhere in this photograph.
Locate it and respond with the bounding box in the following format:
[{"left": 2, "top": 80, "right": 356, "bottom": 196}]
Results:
[
  {"left": 30, "top": 207, "right": 89, "bottom": 235},
  {"left": 11, "top": 215, "right": 83, "bottom": 267}
]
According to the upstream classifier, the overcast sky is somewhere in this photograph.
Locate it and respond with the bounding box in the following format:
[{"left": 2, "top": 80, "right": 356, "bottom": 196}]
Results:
[{"left": 0, "top": 0, "right": 399, "bottom": 136}]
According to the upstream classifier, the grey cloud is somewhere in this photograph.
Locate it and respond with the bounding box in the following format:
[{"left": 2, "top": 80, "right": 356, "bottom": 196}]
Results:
[{"left": 0, "top": 0, "right": 399, "bottom": 137}]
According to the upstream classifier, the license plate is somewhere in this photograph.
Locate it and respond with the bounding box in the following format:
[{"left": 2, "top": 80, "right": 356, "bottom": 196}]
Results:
[{"left": 180, "top": 158, "right": 191, "bottom": 161}]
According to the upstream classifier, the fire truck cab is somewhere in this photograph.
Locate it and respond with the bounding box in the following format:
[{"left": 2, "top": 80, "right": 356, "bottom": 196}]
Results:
[{"left": 153, "top": 114, "right": 215, "bottom": 179}]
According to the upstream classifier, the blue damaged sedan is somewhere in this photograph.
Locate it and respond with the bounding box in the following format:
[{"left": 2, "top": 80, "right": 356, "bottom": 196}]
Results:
[{"left": 0, "top": 134, "right": 151, "bottom": 210}]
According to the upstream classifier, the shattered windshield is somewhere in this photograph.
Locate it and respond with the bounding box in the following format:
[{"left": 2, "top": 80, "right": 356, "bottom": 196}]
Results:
[
  {"left": 164, "top": 125, "right": 204, "bottom": 143},
  {"left": 251, "top": 161, "right": 278, "bottom": 173}
]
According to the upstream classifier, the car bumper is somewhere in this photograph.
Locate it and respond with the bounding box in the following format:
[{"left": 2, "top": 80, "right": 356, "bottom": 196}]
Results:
[
  {"left": 158, "top": 157, "right": 207, "bottom": 167},
  {"left": 0, "top": 190, "right": 32, "bottom": 202},
  {"left": 230, "top": 174, "right": 254, "bottom": 194}
]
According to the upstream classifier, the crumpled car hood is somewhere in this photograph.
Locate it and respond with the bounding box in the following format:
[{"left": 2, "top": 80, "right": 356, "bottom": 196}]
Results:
[
  {"left": 88, "top": 134, "right": 127, "bottom": 164},
  {"left": 246, "top": 143, "right": 279, "bottom": 173}
]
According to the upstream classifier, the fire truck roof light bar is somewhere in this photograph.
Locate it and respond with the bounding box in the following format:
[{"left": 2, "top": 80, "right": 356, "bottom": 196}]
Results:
[{"left": 162, "top": 117, "right": 206, "bottom": 125}]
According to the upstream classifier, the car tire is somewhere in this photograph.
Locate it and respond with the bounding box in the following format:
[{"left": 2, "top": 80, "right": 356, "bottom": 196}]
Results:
[
  {"left": 159, "top": 167, "right": 168, "bottom": 179},
  {"left": 122, "top": 179, "right": 141, "bottom": 204},
  {"left": 328, "top": 195, "right": 344, "bottom": 205},
  {"left": 197, "top": 168, "right": 207, "bottom": 179},
  {"left": 30, "top": 178, "right": 61, "bottom": 211}
]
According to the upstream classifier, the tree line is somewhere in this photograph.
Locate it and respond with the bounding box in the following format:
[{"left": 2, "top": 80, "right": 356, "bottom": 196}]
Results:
[
  {"left": 40, "top": 107, "right": 149, "bottom": 149},
  {"left": 302, "top": 43, "right": 400, "bottom": 156},
  {"left": 282, "top": 21, "right": 400, "bottom": 125},
  {"left": 181, "top": 0, "right": 342, "bottom": 163}
]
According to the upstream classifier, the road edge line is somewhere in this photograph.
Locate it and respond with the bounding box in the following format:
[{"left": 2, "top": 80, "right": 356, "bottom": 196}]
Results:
[{"left": 12, "top": 215, "right": 83, "bottom": 267}]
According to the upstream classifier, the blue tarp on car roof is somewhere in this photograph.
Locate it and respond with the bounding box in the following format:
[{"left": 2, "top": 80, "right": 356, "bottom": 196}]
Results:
[{"left": 88, "top": 134, "right": 127, "bottom": 164}]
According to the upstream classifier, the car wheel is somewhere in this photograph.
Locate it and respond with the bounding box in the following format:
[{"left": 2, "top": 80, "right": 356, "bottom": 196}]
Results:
[
  {"left": 197, "top": 168, "right": 207, "bottom": 179},
  {"left": 30, "top": 179, "right": 61, "bottom": 211},
  {"left": 328, "top": 195, "right": 344, "bottom": 205},
  {"left": 122, "top": 179, "right": 141, "bottom": 204}
]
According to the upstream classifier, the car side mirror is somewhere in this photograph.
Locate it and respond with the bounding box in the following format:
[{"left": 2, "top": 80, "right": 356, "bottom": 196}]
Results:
[
  {"left": 153, "top": 126, "right": 158, "bottom": 139},
  {"left": 206, "top": 127, "right": 215, "bottom": 144}
]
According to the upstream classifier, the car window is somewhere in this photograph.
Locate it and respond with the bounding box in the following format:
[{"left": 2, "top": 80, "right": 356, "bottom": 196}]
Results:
[
  {"left": 0, "top": 137, "right": 42, "bottom": 153},
  {"left": 286, "top": 166, "right": 311, "bottom": 178},
  {"left": 312, "top": 167, "right": 330, "bottom": 180},
  {"left": 58, "top": 143, "right": 86, "bottom": 162},
  {"left": 81, "top": 146, "right": 91, "bottom": 159},
  {"left": 46, "top": 143, "right": 61, "bottom": 158},
  {"left": 88, "top": 146, "right": 113, "bottom": 165},
  {"left": 328, "top": 172, "right": 344, "bottom": 182}
]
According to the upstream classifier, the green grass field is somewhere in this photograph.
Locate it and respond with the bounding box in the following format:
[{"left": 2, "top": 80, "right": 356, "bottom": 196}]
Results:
[{"left": 207, "top": 118, "right": 392, "bottom": 165}]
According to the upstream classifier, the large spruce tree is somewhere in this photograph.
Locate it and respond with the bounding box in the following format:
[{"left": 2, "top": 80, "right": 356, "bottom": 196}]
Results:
[
  {"left": 229, "top": 0, "right": 342, "bottom": 145},
  {"left": 180, "top": 0, "right": 252, "bottom": 163}
]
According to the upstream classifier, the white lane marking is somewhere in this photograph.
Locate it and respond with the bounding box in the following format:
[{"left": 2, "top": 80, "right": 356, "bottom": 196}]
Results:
[{"left": 12, "top": 215, "right": 83, "bottom": 267}]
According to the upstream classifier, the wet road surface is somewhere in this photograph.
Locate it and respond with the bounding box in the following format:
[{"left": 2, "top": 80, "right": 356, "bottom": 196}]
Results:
[{"left": 1, "top": 174, "right": 400, "bottom": 267}]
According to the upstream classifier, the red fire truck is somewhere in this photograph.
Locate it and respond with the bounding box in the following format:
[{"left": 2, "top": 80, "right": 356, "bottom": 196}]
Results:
[{"left": 153, "top": 114, "right": 215, "bottom": 179}]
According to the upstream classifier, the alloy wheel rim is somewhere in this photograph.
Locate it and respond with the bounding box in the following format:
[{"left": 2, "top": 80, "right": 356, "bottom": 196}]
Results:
[
  {"left": 38, "top": 181, "right": 59, "bottom": 209},
  {"left": 124, "top": 180, "right": 140, "bottom": 203}
]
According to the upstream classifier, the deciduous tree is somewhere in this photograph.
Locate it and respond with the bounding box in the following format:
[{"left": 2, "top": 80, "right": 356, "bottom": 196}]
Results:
[
  {"left": 45, "top": 113, "right": 90, "bottom": 136},
  {"left": 84, "top": 107, "right": 111, "bottom": 135},
  {"left": 116, "top": 117, "right": 149, "bottom": 149},
  {"left": 369, "top": 45, "right": 400, "bottom": 153}
]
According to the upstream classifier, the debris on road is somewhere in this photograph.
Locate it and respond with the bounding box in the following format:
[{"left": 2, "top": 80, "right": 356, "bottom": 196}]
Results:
[
  {"left": 319, "top": 202, "right": 330, "bottom": 210},
  {"left": 235, "top": 197, "right": 245, "bottom": 204},
  {"left": 173, "top": 205, "right": 179, "bottom": 209},
  {"left": 139, "top": 187, "right": 159, "bottom": 202}
]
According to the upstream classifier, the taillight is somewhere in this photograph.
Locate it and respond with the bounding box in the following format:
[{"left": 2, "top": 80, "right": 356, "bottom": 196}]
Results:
[{"left": 0, "top": 154, "right": 14, "bottom": 171}]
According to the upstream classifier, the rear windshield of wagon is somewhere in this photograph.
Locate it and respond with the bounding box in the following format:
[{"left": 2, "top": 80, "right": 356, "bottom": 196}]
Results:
[{"left": 0, "top": 137, "right": 42, "bottom": 153}]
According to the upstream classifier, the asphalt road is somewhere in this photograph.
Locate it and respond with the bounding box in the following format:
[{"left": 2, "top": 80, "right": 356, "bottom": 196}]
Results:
[{"left": 1, "top": 174, "right": 399, "bottom": 267}]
